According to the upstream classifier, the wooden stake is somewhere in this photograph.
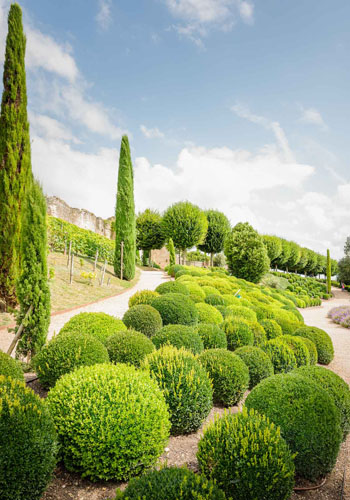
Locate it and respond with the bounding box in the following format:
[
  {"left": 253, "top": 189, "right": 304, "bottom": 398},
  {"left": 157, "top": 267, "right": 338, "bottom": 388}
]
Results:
[
  {"left": 107, "top": 277, "right": 111, "bottom": 286},
  {"left": 69, "top": 253, "right": 74, "bottom": 284},
  {"left": 100, "top": 259, "right": 107, "bottom": 286},
  {"left": 120, "top": 241, "right": 124, "bottom": 281},
  {"left": 67, "top": 240, "right": 72, "bottom": 267},
  {"left": 94, "top": 249, "right": 99, "bottom": 271},
  {"left": 7, "top": 304, "right": 33, "bottom": 356},
  {"left": 64, "top": 241, "right": 67, "bottom": 255}
]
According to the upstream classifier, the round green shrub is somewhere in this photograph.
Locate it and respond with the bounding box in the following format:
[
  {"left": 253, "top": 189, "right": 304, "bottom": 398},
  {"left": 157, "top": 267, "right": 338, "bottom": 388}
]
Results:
[
  {"left": 195, "top": 302, "right": 223, "bottom": 325},
  {"left": 263, "top": 338, "right": 297, "bottom": 374},
  {"left": 221, "top": 294, "right": 241, "bottom": 306},
  {"left": 116, "top": 466, "right": 226, "bottom": 500},
  {"left": 47, "top": 363, "right": 170, "bottom": 481},
  {"left": 197, "top": 324, "right": 227, "bottom": 349},
  {"left": 105, "top": 329, "right": 155, "bottom": 366},
  {"left": 174, "top": 269, "right": 190, "bottom": 278},
  {"left": 152, "top": 325, "right": 203, "bottom": 354},
  {"left": 272, "top": 310, "right": 301, "bottom": 335},
  {"left": 235, "top": 346, "right": 274, "bottom": 389},
  {"left": 222, "top": 318, "right": 254, "bottom": 351},
  {"left": 297, "top": 336, "right": 318, "bottom": 365},
  {"left": 246, "top": 320, "right": 267, "bottom": 347},
  {"left": 202, "top": 285, "right": 222, "bottom": 297},
  {"left": 293, "top": 366, "right": 350, "bottom": 439},
  {"left": 156, "top": 281, "right": 189, "bottom": 295},
  {"left": 123, "top": 304, "right": 163, "bottom": 337},
  {"left": 282, "top": 305, "right": 304, "bottom": 323},
  {"left": 293, "top": 325, "right": 334, "bottom": 365},
  {"left": 226, "top": 305, "right": 257, "bottom": 322},
  {"left": 152, "top": 293, "right": 199, "bottom": 326},
  {"left": 198, "top": 349, "right": 249, "bottom": 406},
  {"left": 245, "top": 373, "right": 342, "bottom": 480},
  {"left": 204, "top": 294, "right": 226, "bottom": 306},
  {"left": 214, "top": 305, "right": 230, "bottom": 318},
  {"left": 59, "top": 312, "right": 126, "bottom": 344},
  {"left": 183, "top": 282, "right": 206, "bottom": 302},
  {"left": 0, "top": 376, "right": 58, "bottom": 500},
  {"left": 142, "top": 346, "right": 212, "bottom": 435},
  {"left": 128, "top": 290, "right": 160, "bottom": 308},
  {"left": 0, "top": 351, "right": 24, "bottom": 381},
  {"left": 259, "top": 319, "right": 282, "bottom": 339},
  {"left": 279, "top": 335, "right": 310, "bottom": 366},
  {"left": 197, "top": 408, "right": 295, "bottom": 500},
  {"left": 33, "top": 332, "right": 109, "bottom": 388}
]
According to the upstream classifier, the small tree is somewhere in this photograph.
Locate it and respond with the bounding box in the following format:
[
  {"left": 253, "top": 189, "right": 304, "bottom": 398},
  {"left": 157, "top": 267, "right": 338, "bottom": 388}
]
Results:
[
  {"left": 16, "top": 180, "right": 50, "bottom": 359},
  {"left": 224, "top": 222, "right": 270, "bottom": 283},
  {"left": 114, "top": 135, "right": 136, "bottom": 280},
  {"left": 344, "top": 237, "right": 350, "bottom": 257},
  {"left": 162, "top": 201, "right": 208, "bottom": 264},
  {"left": 167, "top": 238, "right": 176, "bottom": 266},
  {"left": 136, "top": 209, "right": 165, "bottom": 266},
  {"left": 262, "top": 236, "right": 282, "bottom": 268},
  {"left": 295, "top": 247, "right": 309, "bottom": 275},
  {"left": 338, "top": 257, "right": 350, "bottom": 285},
  {"left": 326, "top": 249, "right": 331, "bottom": 293},
  {"left": 198, "top": 209, "right": 230, "bottom": 266},
  {"left": 305, "top": 250, "right": 318, "bottom": 276},
  {"left": 274, "top": 240, "right": 291, "bottom": 271}
]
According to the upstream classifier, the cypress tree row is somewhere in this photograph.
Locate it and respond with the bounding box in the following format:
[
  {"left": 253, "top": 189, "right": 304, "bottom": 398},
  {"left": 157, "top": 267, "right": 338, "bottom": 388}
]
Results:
[
  {"left": 16, "top": 180, "right": 51, "bottom": 358},
  {"left": 114, "top": 135, "right": 136, "bottom": 280},
  {"left": 327, "top": 249, "right": 331, "bottom": 294},
  {"left": 0, "top": 4, "right": 32, "bottom": 308}
]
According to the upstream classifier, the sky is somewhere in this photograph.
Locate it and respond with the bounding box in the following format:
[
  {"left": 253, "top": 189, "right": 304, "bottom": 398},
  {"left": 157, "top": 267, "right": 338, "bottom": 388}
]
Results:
[{"left": 0, "top": 0, "right": 349, "bottom": 259}]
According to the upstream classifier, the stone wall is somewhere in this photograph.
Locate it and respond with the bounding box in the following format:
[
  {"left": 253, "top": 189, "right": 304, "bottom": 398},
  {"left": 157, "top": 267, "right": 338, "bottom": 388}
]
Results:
[{"left": 150, "top": 247, "right": 170, "bottom": 269}]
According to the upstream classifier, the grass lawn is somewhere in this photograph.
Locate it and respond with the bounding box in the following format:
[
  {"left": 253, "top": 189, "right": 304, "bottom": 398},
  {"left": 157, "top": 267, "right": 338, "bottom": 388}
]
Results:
[{"left": 0, "top": 252, "right": 140, "bottom": 327}]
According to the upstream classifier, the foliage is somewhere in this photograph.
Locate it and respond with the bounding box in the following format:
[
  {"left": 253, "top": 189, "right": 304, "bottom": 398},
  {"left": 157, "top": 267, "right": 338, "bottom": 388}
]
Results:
[
  {"left": 337, "top": 256, "right": 350, "bottom": 285},
  {"left": 197, "top": 408, "right": 295, "bottom": 500},
  {"left": 259, "top": 319, "right": 283, "bottom": 339},
  {"left": 279, "top": 335, "right": 310, "bottom": 366},
  {"left": 293, "top": 325, "right": 334, "bottom": 364},
  {"left": 128, "top": 289, "right": 159, "bottom": 307},
  {"left": 327, "top": 249, "right": 332, "bottom": 293},
  {"left": 155, "top": 280, "right": 189, "bottom": 295},
  {"left": 47, "top": 363, "right": 170, "bottom": 481},
  {"left": 59, "top": 312, "right": 126, "bottom": 344},
  {"left": 226, "top": 304, "right": 257, "bottom": 322},
  {"left": 105, "top": 329, "right": 154, "bottom": 367},
  {"left": 263, "top": 338, "right": 297, "bottom": 373},
  {"left": 205, "top": 293, "right": 226, "bottom": 306},
  {"left": 123, "top": 304, "right": 163, "bottom": 337},
  {"left": 151, "top": 324, "right": 203, "bottom": 354},
  {"left": 245, "top": 373, "right": 342, "bottom": 480},
  {"left": 197, "top": 323, "right": 227, "bottom": 349},
  {"left": 328, "top": 306, "right": 350, "bottom": 328},
  {"left": 0, "top": 376, "right": 58, "bottom": 500},
  {"left": 167, "top": 238, "right": 176, "bottom": 266},
  {"left": 136, "top": 209, "right": 165, "bottom": 257},
  {"left": 213, "top": 253, "right": 226, "bottom": 267},
  {"left": 198, "top": 209, "right": 230, "bottom": 266},
  {"left": 183, "top": 281, "right": 206, "bottom": 302},
  {"left": 151, "top": 293, "right": 199, "bottom": 326},
  {"left": 297, "top": 336, "right": 318, "bottom": 364},
  {"left": 235, "top": 345, "right": 274, "bottom": 388},
  {"left": 198, "top": 349, "right": 249, "bottom": 406},
  {"left": 222, "top": 317, "right": 254, "bottom": 351},
  {"left": 195, "top": 302, "right": 223, "bottom": 325},
  {"left": 247, "top": 320, "right": 267, "bottom": 347},
  {"left": 142, "top": 346, "right": 212, "bottom": 435},
  {"left": 260, "top": 273, "right": 289, "bottom": 290},
  {"left": 0, "top": 351, "right": 24, "bottom": 381},
  {"left": 262, "top": 235, "right": 282, "bottom": 264}
]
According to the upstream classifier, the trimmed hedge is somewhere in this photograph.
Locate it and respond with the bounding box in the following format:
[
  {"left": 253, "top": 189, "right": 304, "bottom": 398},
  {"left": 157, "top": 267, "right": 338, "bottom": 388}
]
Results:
[
  {"left": 47, "top": 363, "right": 170, "bottom": 481},
  {"left": 123, "top": 304, "right": 163, "bottom": 337},
  {"left": 259, "top": 319, "right": 283, "bottom": 339},
  {"left": 235, "top": 346, "right": 274, "bottom": 389},
  {"left": 197, "top": 324, "right": 227, "bottom": 350},
  {"left": 155, "top": 281, "right": 189, "bottom": 296},
  {"left": 129, "top": 290, "right": 159, "bottom": 308},
  {"left": 197, "top": 408, "right": 295, "bottom": 500},
  {"left": 59, "top": 312, "right": 126, "bottom": 344},
  {"left": 245, "top": 373, "right": 342, "bottom": 480},
  {"left": 0, "top": 352, "right": 24, "bottom": 381},
  {"left": 263, "top": 338, "right": 297, "bottom": 374},
  {"left": 195, "top": 302, "right": 223, "bottom": 325},
  {"left": 204, "top": 294, "right": 226, "bottom": 306},
  {"left": 222, "top": 318, "right": 254, "bottom": 351},
  {"left": 297, "top": 336, "right": 318, "bottom": 365},
  {"left": 293, "top": 325, "right": 334, "bottom": 365},
  {"left": 226, "top": 305, "right": 257, "bottom": 322},
  {"left": 183, "top": 282, "right": 206, "bottom": 302},
  {"left": 151, "top": 325, "right": 203, "bottom": 354},
  {"left": 247, "top": 320, "right": 267, "bottom": 347},
  {"left": 198, "top": 349, "right": 249, "bottom": 406},
  {"left": 0, "top": 376, "right": 58, "bottom": 500},
  {"left": 152, "top": 293, "right": 199, "bottom": 326},
  {"left": 279, "top": 335, "right": 310, "bottom": 367},
  {"left": 106, "top": 329, "right": 155, "bottom": 366}
]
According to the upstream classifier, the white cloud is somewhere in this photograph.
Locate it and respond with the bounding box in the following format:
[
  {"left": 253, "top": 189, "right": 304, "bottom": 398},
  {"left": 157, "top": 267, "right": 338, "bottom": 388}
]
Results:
[
  {"left": 29, "top": 112, "right": 80, "bottom": 144},
  {"left": 96, "top": 0, "right": 112, "bottom": 31},
  {"left": 300, "top": 106, "right": 327, "bottom": 130},
  {"left": 140, "top": 124, "right": 165, "bottom": 139}
]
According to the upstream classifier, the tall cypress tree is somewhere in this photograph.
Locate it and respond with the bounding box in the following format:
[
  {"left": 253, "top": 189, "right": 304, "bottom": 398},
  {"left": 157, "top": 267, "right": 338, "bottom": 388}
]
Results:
[
  {"left": 114, "top": 135, "right": 136, "bottom": 280},
  {"left": 16, "top": 180, "right": 51, "bottom": 358},
  {"left": 0, "top": 4, "right": 32, "bottom": 308},
  {"left": 167, "top": 238, "right": 176, "bottom": 266}
]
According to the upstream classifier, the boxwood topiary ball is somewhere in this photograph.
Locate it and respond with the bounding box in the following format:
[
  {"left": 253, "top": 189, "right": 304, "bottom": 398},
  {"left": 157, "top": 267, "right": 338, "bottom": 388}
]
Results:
[
  {"left": 292, "top": 325, "right": 334, "bottom": 365},
  {"left": 0, "top": 351, "right": 24, "bottom": 381},
  {"left": 246, "top": 321, "right": 267, "bottom": 347},
  {"left": 205, "top": 294, "right": 226, "bottom": 306},
  {"left": 123, "top": 304, "right": 163, "bottom": 337},
  {"left": 197, "top": 324, "right": 227, "bottom": 349},
  {"left": 155, "top": 281, "right": 189, "bottom": 295},
  {"left": 0, "top": 376, "right": 58, "bottom": 500},
  {"left": 226, "top": 305, "right": 257, "bottom": 322},
  {"left": 259, "top": 319, "right": 283, "bottom": 339},
  {"left": 46, "top": 363, "right": 170, "bottom": 481},
  {"left": 105, "top": 329, "right": 155, "bottom": 366},
  {"left": 151, "top": 293, "right": 199, "bottom": 326},
  {"left": 235, "top": 346, "right": 274, "bottom": 389},
  {"left": 296, "top": 336, "right": 317, "bottom": 364},
  {"left": 222, "top": 318, "right": 254, "bottom": 351},
  {"left": 151, "top": 324, "right": 203, "bottom": 354},
  {"left": 198, "top": 349, "right": 249, "bottom": 406},
  {"left": 263, "top": 338, "right": 297, "bottom": 374},
  {"left": 33, "top": 332, "right": 110, "bottom": 388},
  {"left": 197, "top": 408, "right": 295, "bottom": 500},
  {"left": 142, "top": 346, "right": 212, "bottom": 435},
  {"left": 128, "top": 290, "right": 159, "bottom": 308},
  {"left": 195, "top": 302, "right": 223, "bottom": 325},
  {"left": 59, "top": 312, "right": 126, "bottom": 344},
  {"left": 183, "top": 282, "right": 206, "bottom": 302},
  {"left": 279, "top": 335, "right": 310, "bottom": 367},
  {"left": 245, "top": 373, "right": 342, "bottom": 480}
]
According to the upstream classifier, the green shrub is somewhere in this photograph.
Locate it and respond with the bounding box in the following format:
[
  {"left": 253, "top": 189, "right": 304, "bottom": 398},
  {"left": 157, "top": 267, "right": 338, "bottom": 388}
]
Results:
[
  {"left": 0, "top": 376, "right": 57, "bottom": 500},
  {"left": 246, "top": 320, "right": 267, "bottom": 347},
  {"left": 259, "top": 319, "right": 282, "bottom": 339},
  {"left": 235, "top": 346, "right": 274, "bottom": 389},
  {"left": 245, "top": 373, "right": 342, "bottom": 480},
  {"left": 183, "top": 282, "right": 206, "bottom": 302},
  {"left": 197, "top": 408, "right": 295, "bottom": 500},
  {"left": 297, "top": 336, "right": 318, "bottom": 365},
  {"left": 33, "top": 332, "right": 109, "bottom": 388},
  {"left": 226, "top": 305, "right": 257, "bottom": 322},
  {"left": 293, "top": 366, "right": 350, "bottom": 439},
  {"left": 293, "top": 326, "right": 334, "bottom": 365},
  {"left": 204, "top": 294, "right": 226, "bottom": 306},
  {"left": 156, "top": 281, "right": 189, "bottom": 295},
  {"left": 152, "top": 325, "right": 203, "bottom": 354},
  {"left": 0, "top": 352, "right": 24, "bottom": 381},
  {"left": 105, "top": 329, "right": 155, "bottom": 366},
  {"left": 273, "top": 316, "right": 301, "bottom": 335},
  {"left": 263, "top": 338, "right": 297, "bottom": 373},
  {"left": 198, "top": 349, "right": 249, "bottom": 406},
  {"left": 202, "top": 286, "right": 221, "bottom": 297},
  {"left": 214, "top": 305, "right": 230, "bottom": 318},
  {"left": 123, "top": 304, "right": 163, "bottom": 337},
  {"left": 197, "top": 324, "right": 227, "bottom": 349},
  {"left": 282, "top": 305, "right": 304, "bottom": 323},
  {"left": 279, "top": 335, "right": 310, "bottom": 366},
  {"left": 142, "top": 346, "right": 212, "bottom": 435},
  {"left": 195, "top": 302, "right": 223, "bottom": 325},
  {"left": 59, "top": 312, "right": 126, "bottom": 344},
  {"left": 222, "top": 318, "right": 254, "bottom": 351},
  {"left": 115, "top": 466, "right": 226, "bottom": 500},
  {"left": 47, "top": 363, "right": 170, "bottom": 481},
  {"left": 128, "top": 290, "right": 159, "bottom": 308},
  {"left": 152, "top": 293, "right": 199, "bottom": 326}
]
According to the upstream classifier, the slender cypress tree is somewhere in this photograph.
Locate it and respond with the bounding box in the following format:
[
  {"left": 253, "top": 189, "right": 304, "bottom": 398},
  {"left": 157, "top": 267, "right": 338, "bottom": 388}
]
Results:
[
  {"left": 16, "top": 180, "right": 51, "bottom": 358},
  {"left": 167, "top": 238, "right": 176, "bottom": 266},
  {"left": 0, "top": 4, "right": 32, "bottom": 308},
  {"left": 114, "top": 135, "right": 136, "bottom": 280},
  {"left": 327, "top": 249, "right": 331, "bottom": 294}
]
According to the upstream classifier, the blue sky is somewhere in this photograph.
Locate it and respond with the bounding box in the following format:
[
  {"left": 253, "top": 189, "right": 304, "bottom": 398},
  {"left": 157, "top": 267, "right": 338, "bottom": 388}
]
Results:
[{"left": 0, "top": 0, "right": 349, "bottom": 258}]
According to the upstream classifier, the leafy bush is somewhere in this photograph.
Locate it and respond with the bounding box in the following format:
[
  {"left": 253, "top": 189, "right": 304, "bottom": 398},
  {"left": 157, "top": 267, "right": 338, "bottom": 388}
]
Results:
[
  {"left": 152, "top": 293, "right": 199, "bottom": 326},
  {"left": 183, "top": 282, "right": 206, "bottom": 302},
  {"left": 235, "top": 346, "right": 274, "bottom": 389},
  {"left": 156, "top": 281, "right": 189, "bottom": 295},
  {"left": 195, "top": 302, "right": 223, "bottom": 325},
  {"left": 0, "top": 376, "right": 58, "bottom": 500},
  {"left": 204, "top": 294, "right": 226, "bottom": 306},
  {"left": 273, "top": 315, "right": 301, "bottom": 335},
  {"left": 106, "top": 329, "right": 155, "bottom": 366},
  {"left": 0, "top": 352, "right": 24, "bottom": 381},
  {"left": 214, "top": 305, "right": 230, "bottom": 318},
  {"left": 202, "top": 286, "right": 221, "bottom": 297},
  {"left": 197, "top": 408, "right": 295, "bottom": 500},
  {"left": 123, "top": 304, "right": 163, "bottom": 337},
  {"left": 197, "top": 324, "right": 227, "bottom": 349},
  {"left": 293, "top": 325, "right": 334, "bottom": 364},
  {"left": 263, "top": 338, "right": 297, "bottom": 373},
  {"left": 129, "top": 290, "right": 159, "bottom": 308},
  {"left": 245, "top": 373, "right": 342, "bottom": 480},
  {"left": 259, "top": 319, "right": 282, "bottom": 339},
  {"left": 152, "top": 325, "right": 203, "bottom": 354},
  {"left": 282, "top": 305, "right": 304, "bottom": 323},
  {"left": 34, "top": 332, "right": 109, "bottom": 388},
  {"left": 279, "top": 335, "right": 310, "bottom": 366},
  {"left": 198, "top": 349, "right": 249, "bottom": 406},
  {"left": 226, "top": 305, "right": 257, "bottom": 322},
  {"left": 47, "top": 363, "right": 170, "bottom": 481},
  {"left": 297, "top": 336, "right": 317, "bottom": 364},
  {"left": 115, "top": 466, "right": 226, "bottom": 500},
  {"left": 222, "top": 318, "right": 254, "bottom": 351},
  {"left": 59, "top": 312, "right": 126, "bottom": 344},
  {"left": 142, "top": 346, "right": 212, "bottom": 435},
  {"left": 246, "top": 320, "right": 267, "bottom": 347}
]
